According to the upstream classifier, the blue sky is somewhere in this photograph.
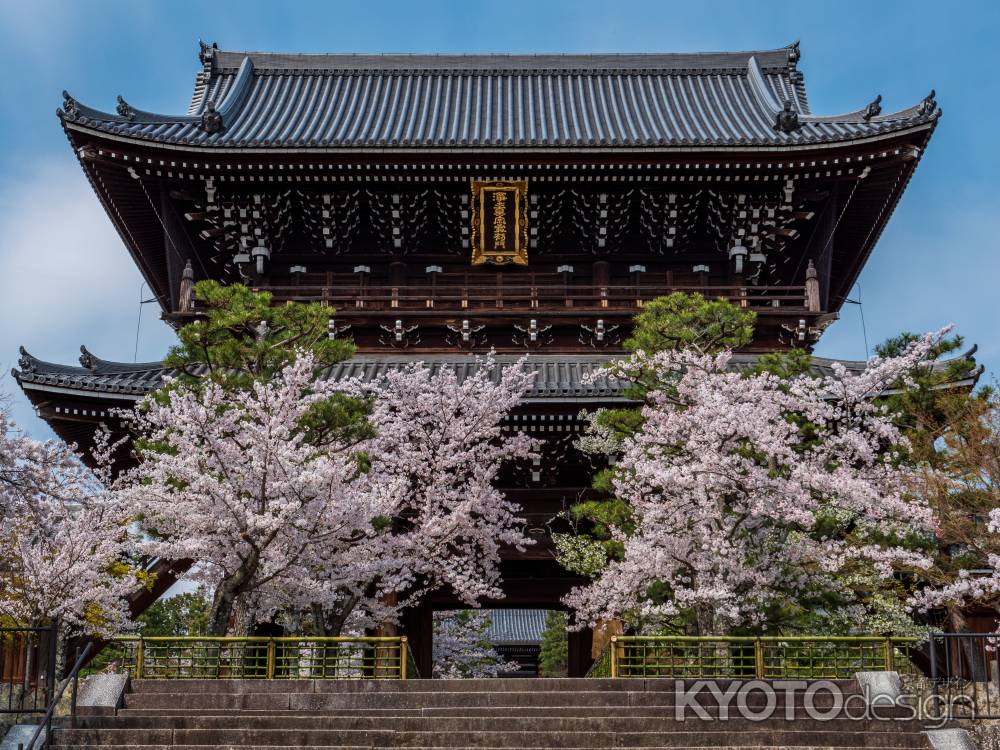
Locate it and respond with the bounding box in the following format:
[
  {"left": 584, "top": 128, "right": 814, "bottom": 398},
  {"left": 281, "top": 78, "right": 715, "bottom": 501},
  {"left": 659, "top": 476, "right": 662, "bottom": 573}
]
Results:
[{"left": 0, "top": 0, "right": 997, "bottom": 438}]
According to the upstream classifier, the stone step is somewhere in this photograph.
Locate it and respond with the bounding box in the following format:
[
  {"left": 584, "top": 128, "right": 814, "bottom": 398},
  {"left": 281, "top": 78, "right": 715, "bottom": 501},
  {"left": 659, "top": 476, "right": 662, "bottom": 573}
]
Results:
[
  {"left": 47, "top": 746, "right": 935, "bottom": 750},
  {"left": 121, "top": 690, "right": 869, "bottom": 711},
  {"left": 51, "top": 728, "right": 935, "bottom": 748},
  {"left": 129, "top": 678, "right": 859, "bottom": 694},
  {"left": 112, "top": 704, "right": 918, "bottom": 720},
  {"left": 69, "top": 714, "right": 926, "bottom": 733}
]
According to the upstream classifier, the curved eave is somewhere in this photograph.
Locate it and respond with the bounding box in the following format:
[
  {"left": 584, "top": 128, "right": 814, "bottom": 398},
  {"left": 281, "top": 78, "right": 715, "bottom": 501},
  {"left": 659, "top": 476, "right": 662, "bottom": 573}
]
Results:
[
  {"left": 61, "top": 117, "right": 938, "bottom": 157},
  {"left": 826, "top": 114, "right": 939, "bottom": 306},
  {"left": 13, "top": 347, "right": 981, "bottom": 409},
  {"left": 61, "top": 126, "right": 173, "bottom": 310}
]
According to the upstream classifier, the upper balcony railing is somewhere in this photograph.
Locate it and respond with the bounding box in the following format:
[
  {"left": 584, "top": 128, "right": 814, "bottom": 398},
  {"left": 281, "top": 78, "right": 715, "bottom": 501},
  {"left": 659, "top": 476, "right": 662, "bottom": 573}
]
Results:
[{"left": 252, "top": 280, "right": 810, "bottom": 314}]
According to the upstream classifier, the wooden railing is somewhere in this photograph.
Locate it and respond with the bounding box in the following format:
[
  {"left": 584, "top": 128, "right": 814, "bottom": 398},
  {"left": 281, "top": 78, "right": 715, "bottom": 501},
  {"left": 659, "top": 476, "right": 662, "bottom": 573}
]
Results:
[{"left": 252, "top": 283, "right": 809, "bottom": 313}]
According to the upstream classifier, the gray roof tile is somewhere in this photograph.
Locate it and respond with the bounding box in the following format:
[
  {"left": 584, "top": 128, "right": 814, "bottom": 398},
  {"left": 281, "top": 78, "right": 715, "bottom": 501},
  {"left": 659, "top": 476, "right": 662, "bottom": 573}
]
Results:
[
  {"left": 58, "top": 45, "right": 939, "bottom": 150},
  {"left": 13, "top": 349, "right": 982, "bottom": 404},
  {"left": 486, "top": 609, "right": 548, "bottom": 644}
]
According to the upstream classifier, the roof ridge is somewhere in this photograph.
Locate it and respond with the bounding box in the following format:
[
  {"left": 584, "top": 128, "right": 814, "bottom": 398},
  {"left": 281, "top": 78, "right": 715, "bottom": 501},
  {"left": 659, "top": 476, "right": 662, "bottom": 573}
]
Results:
[{"left": 206, "top": 46, "right": 800, "bottom": 73}]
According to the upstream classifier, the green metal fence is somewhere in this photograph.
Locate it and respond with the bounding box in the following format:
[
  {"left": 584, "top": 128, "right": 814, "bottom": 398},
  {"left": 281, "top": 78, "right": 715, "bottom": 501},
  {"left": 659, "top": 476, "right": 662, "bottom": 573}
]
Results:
[
  {"left": 99, "top": 636, "right": 417, "bottom": 680},
  {"left": 586, "top": 635, "right": 920, "bottom": 679}
]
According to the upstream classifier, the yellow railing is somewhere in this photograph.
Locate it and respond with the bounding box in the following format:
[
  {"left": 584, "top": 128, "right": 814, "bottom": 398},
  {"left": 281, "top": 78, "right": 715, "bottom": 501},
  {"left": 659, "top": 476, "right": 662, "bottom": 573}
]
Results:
[
  {"left": 586, "top": 635, "right": 920, "bottom": 679},
  {"left": 102, "top": 636, "right": 416, "bottom": 680}
]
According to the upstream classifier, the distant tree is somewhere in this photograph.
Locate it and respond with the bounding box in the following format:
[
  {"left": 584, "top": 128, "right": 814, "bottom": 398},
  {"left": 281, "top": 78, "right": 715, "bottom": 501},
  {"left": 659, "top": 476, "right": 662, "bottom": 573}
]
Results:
[
  {"left": 138, "top": 590, "right": 210, "bottom": 637},
  {"left": 538, "top": 610, "right": 568, "bottom": 678},
  {"left": 909, "top": 384, "right": 1000, "bottom": 628},
  {"left": 431, "top": 611, "right": 519, "bottom": 679}
]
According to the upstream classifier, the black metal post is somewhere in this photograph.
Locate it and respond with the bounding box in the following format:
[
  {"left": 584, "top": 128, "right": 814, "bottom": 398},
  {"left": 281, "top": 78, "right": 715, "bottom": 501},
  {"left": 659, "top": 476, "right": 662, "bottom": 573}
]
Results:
[
  {"left": 45, "top": 624, "right": 58, "bottom": 709},
  {"left": 929, "top": 632, "right": 939, "bottom": 715}
]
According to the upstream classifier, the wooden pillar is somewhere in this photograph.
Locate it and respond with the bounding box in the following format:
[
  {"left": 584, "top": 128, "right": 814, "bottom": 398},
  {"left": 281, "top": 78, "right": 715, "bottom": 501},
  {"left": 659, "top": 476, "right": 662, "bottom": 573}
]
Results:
[
  {"left": 389, "top": 261, "right": 407, "bottom": 309},
  {"left": 592, "top": 260, "right": 610, "bottom": 309},
  {"left": 400, "top": 602, "right": 433, "bottom": 679},
  {"left": 805, "top": 259, "right": 821, "bottom": 312},
  {"left": 567, "top": 627, "right": 594, "bottom": 677}
]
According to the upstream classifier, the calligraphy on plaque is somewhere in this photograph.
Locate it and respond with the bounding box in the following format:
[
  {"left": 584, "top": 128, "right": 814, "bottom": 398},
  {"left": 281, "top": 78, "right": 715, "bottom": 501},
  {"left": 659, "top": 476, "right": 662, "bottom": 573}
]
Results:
[{"left": 470, "top": 180, "right": 528, "bottom": 266}]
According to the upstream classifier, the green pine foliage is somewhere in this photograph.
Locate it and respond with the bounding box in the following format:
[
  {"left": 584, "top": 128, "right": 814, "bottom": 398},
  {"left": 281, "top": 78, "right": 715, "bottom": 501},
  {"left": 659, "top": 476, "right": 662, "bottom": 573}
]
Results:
[
  {"left": 163, "top": 280, "right": 355, "bottom": 390},
  {"left": 538, "top": 610, "right": 568, "bottom": 677}
]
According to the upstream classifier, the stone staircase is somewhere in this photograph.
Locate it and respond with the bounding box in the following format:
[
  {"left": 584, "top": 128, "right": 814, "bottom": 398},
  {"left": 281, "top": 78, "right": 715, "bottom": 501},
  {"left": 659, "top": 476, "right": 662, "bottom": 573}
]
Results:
[{"left": 50, "top": 677, "right": 941, "bottom": 749}]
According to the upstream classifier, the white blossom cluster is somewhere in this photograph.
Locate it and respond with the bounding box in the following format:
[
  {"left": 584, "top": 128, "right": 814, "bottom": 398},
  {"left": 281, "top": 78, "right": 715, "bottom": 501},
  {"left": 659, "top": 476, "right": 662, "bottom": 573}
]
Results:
[
  {"left": 431, "top": 610, "right": 520, "bottom": 678},
  {"left": 563, "top": 332, "right": 947, "bottom": 632}
]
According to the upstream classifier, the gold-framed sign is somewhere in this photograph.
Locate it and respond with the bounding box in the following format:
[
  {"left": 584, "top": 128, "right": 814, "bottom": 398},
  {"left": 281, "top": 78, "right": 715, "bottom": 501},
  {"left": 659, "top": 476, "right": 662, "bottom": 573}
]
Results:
[{"left": 470, "top": 179, "right": 528, "bottom": 266}]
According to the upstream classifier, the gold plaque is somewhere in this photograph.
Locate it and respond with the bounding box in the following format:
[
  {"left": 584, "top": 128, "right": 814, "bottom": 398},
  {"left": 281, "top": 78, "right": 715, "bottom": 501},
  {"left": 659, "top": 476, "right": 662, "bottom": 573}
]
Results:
[{"left": 470, "top": 180, "right": 528, "bottom": 266}]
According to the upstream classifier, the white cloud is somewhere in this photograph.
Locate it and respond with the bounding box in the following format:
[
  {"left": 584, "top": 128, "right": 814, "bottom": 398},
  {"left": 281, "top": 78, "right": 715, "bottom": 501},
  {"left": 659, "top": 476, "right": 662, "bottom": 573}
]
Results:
[{"left": 0, "top": 158, "right": 177, "bottom": 438}]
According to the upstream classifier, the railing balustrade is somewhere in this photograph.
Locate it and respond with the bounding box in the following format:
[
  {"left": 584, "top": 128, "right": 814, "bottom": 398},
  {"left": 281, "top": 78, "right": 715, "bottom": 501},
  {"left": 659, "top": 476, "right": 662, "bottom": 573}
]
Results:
[
  {"left": 95, "top": 636, "right": 417, "bottom": 680},
  {"left": 251, "top": 282, "right": 809, "bottom": 313},
  {"left": 586, "top": 635, "right": 919, "bottom": 680},
  {"left": 0, "top": 625, "right": 58, "bottom": 715}
]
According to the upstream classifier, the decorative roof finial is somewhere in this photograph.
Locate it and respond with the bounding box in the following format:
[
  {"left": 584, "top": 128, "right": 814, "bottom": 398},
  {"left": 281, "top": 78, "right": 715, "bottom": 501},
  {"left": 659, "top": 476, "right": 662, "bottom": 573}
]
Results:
[
  {"left": 774, "top": 100, "right": 800, "bottom": 133},
  {"left": 79, "top": 345, "right": 94, "bottom": 369},
  {"left": 198, "top": 39, "right": 219, "bottom": 65},
  {"left": 787, "top": 40, "right": 801, "bottom": 66},
  {"left": 917, "top": 89, "right": 937, "bottom": 117},
  {"left": 201, "top": 100, "right": 224, "bottom": 134},
  {"left": 17, "top": 346, "right": 35, "bottom": 373},
  {"left": 116, "top": 95, "right": 136, "bottom": 121},
  {"left": 862, "top": 94, "right": 882, "bottom": 121},
  {"left": 60, "top": 90, "right": 79, "bottom": 121}
]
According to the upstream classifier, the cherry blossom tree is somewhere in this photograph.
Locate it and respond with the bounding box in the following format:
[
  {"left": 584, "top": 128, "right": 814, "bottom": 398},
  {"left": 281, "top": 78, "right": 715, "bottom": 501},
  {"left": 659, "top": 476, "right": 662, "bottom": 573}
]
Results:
[
  {"left": 270, "top": 357, "right": 537, "bottom": 634},
  {"left": 118, "top": 354, "right": 377, "bottom": 636},
  {"left": 0, "top": 408, "right": 137, "bottom": 636},
  {"left": 431, "top": 610, "right": 520, "bottom": 678},
  {"left": 564, "top": 333, "right": 945, "bottom": 635},
  {"left": 120, "top": 353, "right": 536, "bottom": 636}
]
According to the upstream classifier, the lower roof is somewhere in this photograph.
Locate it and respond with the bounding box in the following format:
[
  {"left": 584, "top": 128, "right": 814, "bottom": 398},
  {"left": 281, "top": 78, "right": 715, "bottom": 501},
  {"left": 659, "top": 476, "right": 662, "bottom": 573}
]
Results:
[{"left": 13, "top": 346, "right": 983, "bottom": 406}]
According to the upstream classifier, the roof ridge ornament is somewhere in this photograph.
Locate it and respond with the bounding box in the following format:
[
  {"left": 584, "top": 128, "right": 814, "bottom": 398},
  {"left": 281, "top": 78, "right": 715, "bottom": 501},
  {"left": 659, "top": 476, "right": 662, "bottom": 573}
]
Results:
[
  {"left": 862, "top": 94, "right": 882, "bottom": 121},
  {"left": 79, "top": 345, "right": 95, "bottom": 370},
  {"left": 60, "top": 90, "right": 79, "bottom": 121},
  {"left": 917, "top": 89, "right": 937, "bottom": 117},
  {"left": 17, "top": 346, "right": 35, "bottom": 374},
  {"left": 199, "top": 39, "right": 218, "bottom": 65},
  {"left": 774, "top": 99, "right": 801, "bottom": 133},
  {"left": 116, "top": 95, "right": 136, "bottom": 122},
  {"left": 787, "top": 40, "right": 801, "bottom": 67},
  {"left": 201, "top": 100, "right": 224, "bottom": 134}
]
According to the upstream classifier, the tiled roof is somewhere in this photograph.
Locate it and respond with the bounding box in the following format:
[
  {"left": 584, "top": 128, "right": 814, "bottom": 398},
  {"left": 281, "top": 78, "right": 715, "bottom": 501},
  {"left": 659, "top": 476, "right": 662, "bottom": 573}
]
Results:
[
  {"left": 13, "top": 347, "right": 983, "bottom": 404},
  {"left": 57, "top": 43, "right": 940, "bottom": 150},
  {"left": 486, "top": 609, "right": 547, "bottom": 645}
]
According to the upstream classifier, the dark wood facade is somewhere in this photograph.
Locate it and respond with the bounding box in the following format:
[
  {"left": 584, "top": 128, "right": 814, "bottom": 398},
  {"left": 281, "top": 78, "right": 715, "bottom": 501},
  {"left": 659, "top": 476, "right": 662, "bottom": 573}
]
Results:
[{"left": 14, "top": 43, "right": 954, "bottom": 675}]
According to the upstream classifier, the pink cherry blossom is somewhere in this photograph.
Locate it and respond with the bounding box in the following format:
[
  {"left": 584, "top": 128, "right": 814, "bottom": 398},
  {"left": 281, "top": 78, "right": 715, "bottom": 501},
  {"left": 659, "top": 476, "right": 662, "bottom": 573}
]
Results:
[{"left": 565, "top": 332, "right": 946, "bottom": 634}]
